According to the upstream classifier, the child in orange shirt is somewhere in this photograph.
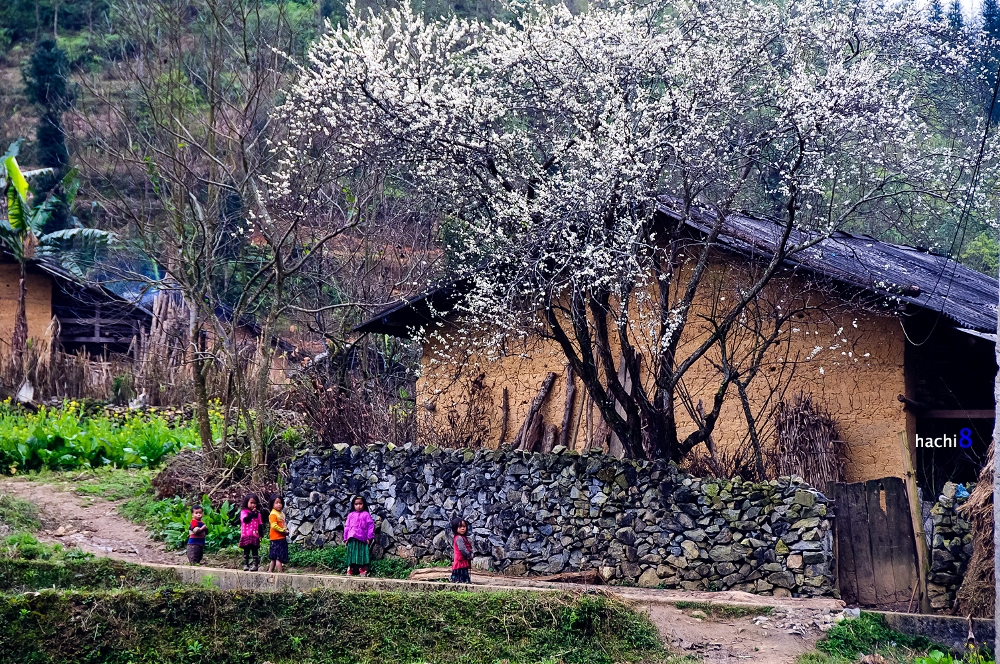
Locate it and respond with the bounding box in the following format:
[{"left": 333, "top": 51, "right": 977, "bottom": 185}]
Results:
[{"left": 267, "top": 495, "right": 289, "bottom": 573}]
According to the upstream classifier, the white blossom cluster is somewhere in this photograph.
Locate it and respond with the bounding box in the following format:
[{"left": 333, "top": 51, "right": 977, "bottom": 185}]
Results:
[{"left": 272, "top": 0, "right": 986, "bottom": 361}]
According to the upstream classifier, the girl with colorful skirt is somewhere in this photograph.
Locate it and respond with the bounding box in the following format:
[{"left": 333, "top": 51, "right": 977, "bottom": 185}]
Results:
[{"left": 344, "top": 495, "right": 375, "bottom": 576}]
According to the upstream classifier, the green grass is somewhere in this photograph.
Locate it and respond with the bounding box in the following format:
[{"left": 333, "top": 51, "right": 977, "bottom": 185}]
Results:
[
  {"left": 0, "top": 400, "right": 216, "bottom": 473},
  {"left": 1, "top": 587, "right": 671, "bottom": 663},
  {"left": 0, "top": 493, "right": 42, "bottom": 531},
  {"left": 796, "top": 612, "right": 952, "bottom": 664},
  {"left": 0, "top": 532, "right": 93, "bottom": 562},
  {"left": 67, "top": 467, "right": 155, "bottom": 501},
  {"left": 673, "top": 600, "right": 773, "bottom": 619},
  {"left": 0, "top": 558, "right": 178, "bottom": 593},
  {"left": 818, "top": 613, "right": 934, "bottom": 659},
  {"left": 0, "top": 491, "right": 90, "bottom": 563}
]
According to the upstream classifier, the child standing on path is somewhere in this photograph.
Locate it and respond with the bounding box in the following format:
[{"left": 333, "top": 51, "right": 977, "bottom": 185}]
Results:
[
  {"left": 450, "top": 517, "right": 473, "bottom": 584},
  {"left": 267, "top": 495, "right": 289, "bottom": 573},
  {"left": 343, "top": 496, "right": 374, "bottom": 577},
  {"left": 186, "top": 505, "right": 207, "bottom": 565},
  {"left": 239, "top": 494, "right": 264, "bottom": 572}
]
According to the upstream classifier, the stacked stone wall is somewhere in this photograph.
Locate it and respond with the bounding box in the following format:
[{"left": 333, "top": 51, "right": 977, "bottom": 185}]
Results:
[
  {"left": 925, "top": 482, "right": 974, "bottom": 611},
  {"left": 286, "top": 444, "right": 836, "bottom": 596}
]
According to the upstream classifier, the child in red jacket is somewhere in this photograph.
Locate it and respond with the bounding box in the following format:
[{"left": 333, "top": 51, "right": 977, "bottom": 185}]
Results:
[{"left": 450, "top": 517, "right": 473, "bottom": 584}]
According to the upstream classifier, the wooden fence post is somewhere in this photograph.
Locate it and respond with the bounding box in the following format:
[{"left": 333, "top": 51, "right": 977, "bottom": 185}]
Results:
[{"left": 899, "top": 430, "right": 930, "bottom": 613}]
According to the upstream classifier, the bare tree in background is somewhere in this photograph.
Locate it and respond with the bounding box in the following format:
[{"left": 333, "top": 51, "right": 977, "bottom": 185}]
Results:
[
  {"left": 72, "top": 0, "right": 442, "bottom": 474},
  {"left": 73, "top": 0, "right": 326, "bottom": 471}
]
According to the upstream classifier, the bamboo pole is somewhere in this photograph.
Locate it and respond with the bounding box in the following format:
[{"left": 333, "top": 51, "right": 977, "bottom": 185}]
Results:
[{"left": 898, "top": 430, "right": 930, "bottom": 614}]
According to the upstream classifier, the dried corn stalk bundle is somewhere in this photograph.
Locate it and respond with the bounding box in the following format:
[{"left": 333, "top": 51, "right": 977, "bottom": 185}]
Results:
[
  {"left": 774, "top": 393, "right": 844, "bottom": 489},
  {"left": 953, "top": 441, "right": 994, "bottom": 618}
]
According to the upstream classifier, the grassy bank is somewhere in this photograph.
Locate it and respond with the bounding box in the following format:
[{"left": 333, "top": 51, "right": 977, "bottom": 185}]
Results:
[
  {"left": 797, "top": 612, "right": 994, "bottom": 664},
  {"left": 2, "top": 587, "right": 667, "bottom": 664},
  {"left": 0, "top": 558, "right": 179, "bottom": 593}
]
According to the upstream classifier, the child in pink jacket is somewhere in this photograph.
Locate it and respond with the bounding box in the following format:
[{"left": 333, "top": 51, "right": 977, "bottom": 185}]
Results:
[{"left": 344, "top": 495, "right": 375, "bottom": 576}]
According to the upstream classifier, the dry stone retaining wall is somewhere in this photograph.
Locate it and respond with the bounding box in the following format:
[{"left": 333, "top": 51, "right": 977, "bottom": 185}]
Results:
[
  {"left": 924, "top": 482, "right": 973, "bottom": 611},
  {"left": 285, "top": 444, "right": 835, "bottom": 596}
]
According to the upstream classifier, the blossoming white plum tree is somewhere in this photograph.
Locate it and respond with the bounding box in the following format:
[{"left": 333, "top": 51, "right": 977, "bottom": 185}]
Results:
[{"left": 273, "top": 0, "right": 991, "bottom": 461}]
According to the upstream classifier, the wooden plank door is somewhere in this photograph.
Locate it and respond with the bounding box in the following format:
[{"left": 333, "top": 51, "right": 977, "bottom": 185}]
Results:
[{"left": 832, "top": 477, "right": 920, "bottom": 611}]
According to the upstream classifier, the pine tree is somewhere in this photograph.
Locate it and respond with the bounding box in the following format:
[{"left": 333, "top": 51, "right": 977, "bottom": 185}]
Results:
[
  {"left": 930, "top": 0, "right": 944, "bottom": 23},
  {"left": 985, "top": 0, "right": 1000, "bottom": 41},
  {"left": 983, "top": 0, "right": 1000, "bottom": 122},
  {"left": 947, "top": 0, "right": 964, "bottom": 31},
  {"left": 22, "top": 38, "right": 72, "bottom": 170},
  {"left": 22, "top": 38, "right": 76, "bottom": 230}
]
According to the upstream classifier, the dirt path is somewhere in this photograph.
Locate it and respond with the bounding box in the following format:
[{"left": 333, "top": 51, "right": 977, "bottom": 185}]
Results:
[
  {"left": 1, "top": 476, "right": 839, "bottom": 663},
  {"left": 639, "top": 601, "right": 837, "bottom": 663},
  {"left": 0, "top": 476, "right": 177, "bottom": 565}
]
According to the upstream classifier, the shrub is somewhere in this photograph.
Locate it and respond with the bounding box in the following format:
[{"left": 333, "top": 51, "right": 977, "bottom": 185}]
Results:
[
  {"left": 139, "top": 496, "right": 238, "bottom": 552},
  {"left": 259, "top": 541, "right": 414, "bottom": 578},
  {"left": 818, "top": 613, "right": 934, "bottom": 659}
]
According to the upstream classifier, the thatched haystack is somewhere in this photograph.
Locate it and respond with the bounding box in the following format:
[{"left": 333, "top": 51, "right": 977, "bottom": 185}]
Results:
[
  {"left": 774, "top": 393, "right": 845, "bottom": 489},
  {"left": 953, "top": 440, "right": 994, "bottom": 618}
]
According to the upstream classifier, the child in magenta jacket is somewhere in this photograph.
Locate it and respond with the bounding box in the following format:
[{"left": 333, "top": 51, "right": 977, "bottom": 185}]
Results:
[
  {"left": 238, "top": 493, "right": 264, "bottom": 572},
  {"left": 344, "top": 495, "right": 375, "bottom": 576}
]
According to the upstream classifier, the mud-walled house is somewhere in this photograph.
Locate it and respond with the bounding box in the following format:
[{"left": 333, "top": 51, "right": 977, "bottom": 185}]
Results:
[
  {"left": 356, "top": 203, "right": 998, "bottom": 493},
  {"left": 0, "top": 257, "right": 152, "bottom": 357}
]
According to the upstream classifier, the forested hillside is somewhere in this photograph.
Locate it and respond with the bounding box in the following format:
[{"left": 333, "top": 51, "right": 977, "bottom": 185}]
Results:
[{"left": 3, "top": 0, "right": 1000, "bottom": 279}]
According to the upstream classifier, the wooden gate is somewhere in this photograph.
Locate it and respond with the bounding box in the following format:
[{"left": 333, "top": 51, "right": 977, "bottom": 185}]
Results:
[{"left": 829, "top": 477, "right": 920, "bottom": 611}]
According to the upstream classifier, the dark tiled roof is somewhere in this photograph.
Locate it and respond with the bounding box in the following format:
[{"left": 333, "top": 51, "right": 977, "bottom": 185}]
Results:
[
  {"left": 669, "top": 203, "right": 997, "bottom": 333},
  {"left": 355, "top": 205, "right": 999, "bottom": 337},
  {"left": 352, "top": 280, "right": 470, "bottom": 337}
]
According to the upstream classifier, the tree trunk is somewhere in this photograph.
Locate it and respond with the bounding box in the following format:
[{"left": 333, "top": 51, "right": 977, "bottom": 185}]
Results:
[
  {"left": 523, "top": 412, "right": 545, "bottom": 453},
  {"left": 9, "top": 262, "right": 29, "bottom": 383},
  {"left": 498, "top": 387, "right": 510, "bottom": 444},
  {"left": 558, "top": 366, "right": 576, "bottom": 449},
  {"left": 513, "top": 372, "right": 557, "bottom": 449},
  {"left": 541, "top": 423, "right": 557, "bottom": 454},
  {"left": 250, "top": 325, "right": 273, "bottom": 480},
  {"left": 192, "top": 354, "right": 215, "bottom": 461},
  {"left": 188, "top": 309, "right": 215, "bottom": 464}
]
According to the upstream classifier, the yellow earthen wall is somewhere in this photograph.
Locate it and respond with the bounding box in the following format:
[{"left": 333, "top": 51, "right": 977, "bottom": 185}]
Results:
[
  {"left": 416, "top": 267, "right": 907, "bottom": 483},
  {"left": 0, "top": 264, "right": 53, "bottom": 350}
]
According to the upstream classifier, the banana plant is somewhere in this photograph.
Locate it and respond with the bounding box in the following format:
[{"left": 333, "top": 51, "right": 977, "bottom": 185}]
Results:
[{"left": 0, "top": 140, "right": 114, "bottom": 377}]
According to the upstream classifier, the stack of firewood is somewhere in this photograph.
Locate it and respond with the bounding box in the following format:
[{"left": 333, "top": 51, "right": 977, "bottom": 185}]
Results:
[{"left": 774, "top": 393, "right": 844, "bottom": 488}]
